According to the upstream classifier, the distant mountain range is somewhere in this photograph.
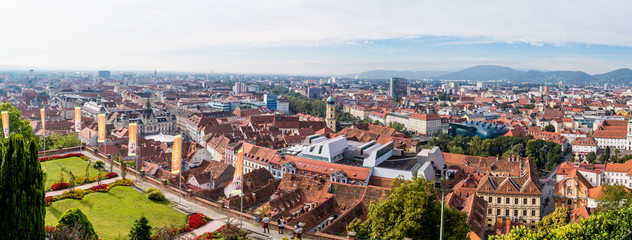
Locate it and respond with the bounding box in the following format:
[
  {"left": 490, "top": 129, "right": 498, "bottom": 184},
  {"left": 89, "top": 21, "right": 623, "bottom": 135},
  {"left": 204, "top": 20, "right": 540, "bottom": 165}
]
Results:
[
  {"left": 343, "top": 70, "right": 450, "bottom": 80},
  {"left": 350, "top": 65, "right": 632, "bottom": 86}
]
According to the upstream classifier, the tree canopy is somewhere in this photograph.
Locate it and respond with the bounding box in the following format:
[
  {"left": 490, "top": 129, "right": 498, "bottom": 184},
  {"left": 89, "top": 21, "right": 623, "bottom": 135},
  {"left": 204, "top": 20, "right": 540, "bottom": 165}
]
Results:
[
  {"left": 0, "top": 134, "right": 45, "bottom": 239},
  {"left": 129, "top": 216, "right": 152, "bottom": 240},
  {"left": 56, "top": 208, "right": 98, "bottom": 240},
  {"left": 537, "top": 207, "right": 569, "bottom": 232},
  {"left": 0, "top": 102, "right": 33, "bottom": 140},
  {"left": 347, "top": 177, "right": 470, "bottom": 240},
  {"left": 426, "top": 134, "right": 564, "bottom": 176},
  {"left": 43, "top": 133, "right": 82, "bottom": 150},
  {"left": 491, "top": 204, "right": 632, "bottom": 240}
]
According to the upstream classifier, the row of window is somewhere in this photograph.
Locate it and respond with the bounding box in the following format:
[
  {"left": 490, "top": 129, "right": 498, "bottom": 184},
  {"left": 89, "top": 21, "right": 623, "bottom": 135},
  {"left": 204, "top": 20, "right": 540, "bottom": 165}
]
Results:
[
  {"left": 488, "top": 196, "right": 537, "bottom": 205},
  {"left": 488, "top": 208, "right": 537, "bottom": 218}
]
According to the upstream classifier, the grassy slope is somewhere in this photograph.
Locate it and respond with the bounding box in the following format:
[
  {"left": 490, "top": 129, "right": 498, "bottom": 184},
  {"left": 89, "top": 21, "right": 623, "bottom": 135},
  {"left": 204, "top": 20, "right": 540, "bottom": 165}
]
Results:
[
  {"left": 45, "top": 186, "right": 187, "bottom": 240},
  {"left": 41, "top": 157, "right": 100, "bottom": 188}
]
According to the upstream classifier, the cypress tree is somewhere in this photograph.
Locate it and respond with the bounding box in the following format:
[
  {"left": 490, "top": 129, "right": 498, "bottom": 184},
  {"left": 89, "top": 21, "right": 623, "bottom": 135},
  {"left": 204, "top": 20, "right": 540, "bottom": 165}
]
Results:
[{"left": 0, "top": 134, "right": 46, "bottom": 239}]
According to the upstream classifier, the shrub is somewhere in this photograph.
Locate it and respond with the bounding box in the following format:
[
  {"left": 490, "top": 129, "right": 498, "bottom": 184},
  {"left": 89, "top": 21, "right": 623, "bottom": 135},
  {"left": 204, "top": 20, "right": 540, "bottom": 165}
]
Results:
[
  {"left": 188, "top": 213, "right": 209, "bottom": 229},
  {"left": 39, "top": 153, "right": 86, "bottom": 162},
  {"left": 105, "top": 172, "right": 118, "bottom": 179},
  {"left": 147, "top": 191, "right": 165, "bottom": 201},
  {"left": 62, "top": 189, "right": 86, "bottom": 200},
  {"left": 146, "top": 187, "right": 160, "bottom": 194},
  {"left": 56, "top": 208, "right": 98, "bottom": 240},
  {"left": 194, "top": 232, "right": 214, "bottom": 240},
  {"left": 116, "top": 178, "right": 133, "bottom": 186},
  {"left": 93, "top": 160, "right": 105, "bottom": 169},
  {"left": 89, "top": 184, "right": 108, "bottom": 191},
  {"left": 51, "top": 182, "right": 71, "bottom": 191}
]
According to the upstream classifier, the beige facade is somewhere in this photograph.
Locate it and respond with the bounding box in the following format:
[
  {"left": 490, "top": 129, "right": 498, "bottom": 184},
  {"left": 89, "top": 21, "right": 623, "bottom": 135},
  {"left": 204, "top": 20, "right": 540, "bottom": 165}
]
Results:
[
  {"left": 409, "top": 113, "right": 441, "bottom": 135},
  {"left": 479, "top": 193, "right": 541, "bottom": 231}
]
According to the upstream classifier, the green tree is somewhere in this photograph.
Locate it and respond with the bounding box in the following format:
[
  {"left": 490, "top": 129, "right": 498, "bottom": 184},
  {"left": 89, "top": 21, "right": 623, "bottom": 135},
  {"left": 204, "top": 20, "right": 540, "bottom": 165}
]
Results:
[
  {"left": 597, "top": 184, "right": 631, "bottom": 212},
  {"left": 0, "top": 134, "right": 45, "bottom": 239},
  {"left": 537, "top": 207, "right": 569, "bottom": 232},
  {"left": 56, "top": 208, "right": 98, "bottom": 240},
  {"left": 526, "top": 139, "right": 563, "bottom": 172},
  {"left": 544, "top": 124, "right": 556, "bottom": 132},
  {"left": 586, "top": 152, "right": 596, "bottom": 163},
  {"left": 491, "top": 204, "right": 632, "bottom": 240},
  {"left": 438, "top": 92, "right": 448, "bottom": 101},
  {"left": 0, "top": 102, "right": 34, "bottom": 140},
  {"left": 44, "top": 133, "right": 82, "bottom": 150},
  {"left": 129, "top": 216, "right": 152, "bottom": 240},
  {"left": 347, "top": 177, "right": 470, "bottom": 240},
  {"left": 388, "top": 121, "right": 407, "bottom": 134}
]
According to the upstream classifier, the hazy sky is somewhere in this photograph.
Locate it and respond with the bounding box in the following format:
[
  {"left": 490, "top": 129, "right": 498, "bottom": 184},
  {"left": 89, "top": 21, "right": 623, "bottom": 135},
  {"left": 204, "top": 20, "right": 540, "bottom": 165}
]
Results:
[{"left": 1, "top": 0, "right": 631, "bottom": 75}]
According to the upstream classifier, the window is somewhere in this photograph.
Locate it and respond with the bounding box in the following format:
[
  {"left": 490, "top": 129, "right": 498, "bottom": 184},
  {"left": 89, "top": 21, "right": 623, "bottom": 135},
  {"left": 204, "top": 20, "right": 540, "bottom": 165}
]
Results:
[
  {"left": 532, "top": 210, "right": 536, "bottom": 216},
  {"left": 532, "top": 198, "right": 536, "bottom": 204},
  {"left": 523, "top": 210, "right": 527, "bottom": 216},
  {"left": 488, "top": 208, "right": 492, "bottom": 214},
  {"left": 506, "top": 198, "right": 510, "bottom": 204},
  {"left": 497, "top": 197, "right": 501, "bottom": 204},
  {"left": 515, "top": 198, "right": 518, "bottom": 204},
  {"left": 523, "top": 198, "right": 527, "bottom": 204},
  {"left": 505, "top": 210, "right": 509, "bottom": 216},
  {"left": 488, "top": 197, "right": 492, "bottom": 203},
  {"left": 496, "top": 209, "right": 500, "bottom": 215},
  {"left": 514, "top": 210, "right": 518, "bottom": 216}
]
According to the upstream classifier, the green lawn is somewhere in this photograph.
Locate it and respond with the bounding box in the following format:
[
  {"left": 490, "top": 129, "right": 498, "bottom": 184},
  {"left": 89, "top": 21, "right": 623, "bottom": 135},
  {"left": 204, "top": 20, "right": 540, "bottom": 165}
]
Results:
[
  {"left": 46, "top": 186, "right": 187, "bottom": 240},
  {"left": 41, "top": 157, "right": 100, "bottom": 188}
]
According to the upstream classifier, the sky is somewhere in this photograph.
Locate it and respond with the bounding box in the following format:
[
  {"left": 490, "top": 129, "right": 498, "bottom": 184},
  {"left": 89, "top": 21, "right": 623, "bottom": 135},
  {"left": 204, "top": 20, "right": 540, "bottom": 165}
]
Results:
[{"left": 1, "top": 0, "right": 632, "bottom": 75}]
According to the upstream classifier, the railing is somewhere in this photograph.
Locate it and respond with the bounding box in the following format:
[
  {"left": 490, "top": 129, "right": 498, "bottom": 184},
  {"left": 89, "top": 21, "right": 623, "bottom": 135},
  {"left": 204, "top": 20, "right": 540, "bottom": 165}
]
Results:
[{"left": 38, "top": 145, "right": 84, "bottom": 157}]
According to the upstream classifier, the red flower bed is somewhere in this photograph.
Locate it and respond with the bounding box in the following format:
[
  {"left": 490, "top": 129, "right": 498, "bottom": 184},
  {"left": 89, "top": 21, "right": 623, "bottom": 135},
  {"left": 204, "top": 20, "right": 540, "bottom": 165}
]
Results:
[
  {"left": 45, "top": 226, "right": 56, "bottom": 233},
  {"left": 105, "top": 172, "right": 118, "bottom": 179},
  {"left": 50, "top": 182, "right": 71, "bottom": 191},
  {"left": 188, "top": 213, "right": 208, "bottom": 229},
  {"left": 46, "top": 196, "right": 54, "bottom": 204},
  {"left": 89, "top": 184, "right": 108, "bottom": 191},
  {"left": 39, "top": 153, "right": 86, "bottom": 162},
  {"left": 153, "top": 213, "right": 209, "bottom": 238},
  {"left": 194, "top": 232, "right": 213, "bottom": 240}
]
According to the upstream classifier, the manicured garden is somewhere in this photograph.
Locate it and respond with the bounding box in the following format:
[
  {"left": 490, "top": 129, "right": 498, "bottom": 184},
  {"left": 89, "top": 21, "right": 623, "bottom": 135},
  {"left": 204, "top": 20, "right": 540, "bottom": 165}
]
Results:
[
  {"left": 41, "top": 156, "right": 100, "bottom": 188},
  {"left": 45, "top": 186, "right": 187, "bottom": 240}
]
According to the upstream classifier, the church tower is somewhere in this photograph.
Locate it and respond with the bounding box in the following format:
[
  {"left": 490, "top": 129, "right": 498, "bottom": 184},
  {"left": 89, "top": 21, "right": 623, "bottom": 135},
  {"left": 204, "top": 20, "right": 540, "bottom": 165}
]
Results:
[{"left": 326, "top": 95, "right": 336, "bottom": 131}]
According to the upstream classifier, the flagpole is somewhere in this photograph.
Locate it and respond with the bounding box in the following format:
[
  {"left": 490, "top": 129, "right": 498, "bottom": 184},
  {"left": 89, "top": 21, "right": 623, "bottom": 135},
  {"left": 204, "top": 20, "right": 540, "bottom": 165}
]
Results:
[
  {"left": 179, "top": 159, "right": 182, "bottom": 204},
  {"left": 240, "top": 152, "right": 244, "bottom": 227}
]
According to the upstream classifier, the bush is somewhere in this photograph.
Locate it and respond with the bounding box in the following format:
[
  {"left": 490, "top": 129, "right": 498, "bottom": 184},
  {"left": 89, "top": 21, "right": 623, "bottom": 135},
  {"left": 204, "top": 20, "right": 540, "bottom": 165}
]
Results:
[
  {"left": 147, "top": 191, "right": 165, "bottom": 201},
  {"left": 188, "top": 214, "right": 209, "bottom": 229},
  {"left": 39, "top": 153, "right": 86, "bottom": 162},
  {"left": 56, "top": 208, "right": 98, "bottom": 240},
  {"left": 93, "top": 160, "right": 105, "bottom": 169},
  {"left": 89, "top": 184, "right": 108, "bottom": 191},
  {"left": 105, "top": 172, "right": 118, "bottom": 179},
  {"left": 51, "top": 182, "right": 71, "bottom": 191},
  {"left": 146, "top": 187, "right": 160, "bottom": 194}
]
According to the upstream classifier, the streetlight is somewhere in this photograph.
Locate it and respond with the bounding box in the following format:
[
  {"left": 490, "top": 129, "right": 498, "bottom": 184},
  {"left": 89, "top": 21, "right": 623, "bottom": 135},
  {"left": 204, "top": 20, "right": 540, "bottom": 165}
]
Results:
[{"left": 435, "top": 164, "right": 454, "bottom": 240}]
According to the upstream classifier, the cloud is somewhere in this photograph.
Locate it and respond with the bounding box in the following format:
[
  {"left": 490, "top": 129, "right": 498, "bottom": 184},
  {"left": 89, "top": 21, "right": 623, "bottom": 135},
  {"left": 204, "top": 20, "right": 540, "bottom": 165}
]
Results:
[{"left": 0, "top": 0, "right": 631, "bottom": 73}]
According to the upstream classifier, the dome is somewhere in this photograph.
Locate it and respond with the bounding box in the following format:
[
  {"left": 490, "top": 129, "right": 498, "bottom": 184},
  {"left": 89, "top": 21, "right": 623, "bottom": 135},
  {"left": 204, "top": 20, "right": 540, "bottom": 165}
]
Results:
[{"left": 326, "top": 96, "right": 335, "bottom": 104}]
